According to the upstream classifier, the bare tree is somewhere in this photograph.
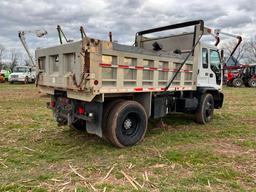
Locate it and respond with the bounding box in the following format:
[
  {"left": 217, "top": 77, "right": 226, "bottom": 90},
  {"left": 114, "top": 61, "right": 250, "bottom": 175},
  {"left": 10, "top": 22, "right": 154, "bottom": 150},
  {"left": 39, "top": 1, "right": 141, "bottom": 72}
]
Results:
[
  {"left": 24, "top": 59, "right": 30, "bottom": 66},
  {"left": 0, "top": 44, "right": 5, "bottom": 70},
  {"left": 21, "top": 52, "right": 31, "bottom": 66},
  {"left": 221, "top": 40, "right": 246, "bottom": 65},
  {"left": 10, "top": 49, "right": 18, "bottom": 71},
  {"left": 244, "top": 36, "right": 256, "bottom": 63}
]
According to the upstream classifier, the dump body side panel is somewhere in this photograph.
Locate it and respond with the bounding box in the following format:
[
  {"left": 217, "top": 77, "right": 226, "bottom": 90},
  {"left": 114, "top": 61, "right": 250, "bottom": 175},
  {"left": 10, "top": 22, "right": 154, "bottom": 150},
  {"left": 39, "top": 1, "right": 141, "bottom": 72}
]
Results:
[{"left": 96, "top": 41, "right": 198, "bottom": 94}]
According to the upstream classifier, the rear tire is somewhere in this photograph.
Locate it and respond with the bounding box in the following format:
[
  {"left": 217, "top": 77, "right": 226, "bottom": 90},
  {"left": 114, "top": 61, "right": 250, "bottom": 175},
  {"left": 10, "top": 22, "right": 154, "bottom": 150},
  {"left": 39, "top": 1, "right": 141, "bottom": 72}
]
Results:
[
  {"left": 102, "top": 99, "right": 124, "bottom": 140},
  {"left": 24, "top": 76, "right": 29, "bottom": 84},
  {"left": 232, "top": 78, "right": 243, "bottom": 87},
  {"left": 248, "top": 79, "right": 256, "bottom": 87},
  {"left": 105, "top": 100, "right": 147, "bottom": 148},
  {"left": 195, "top": 94, "right": 214, "bottom": 124}
]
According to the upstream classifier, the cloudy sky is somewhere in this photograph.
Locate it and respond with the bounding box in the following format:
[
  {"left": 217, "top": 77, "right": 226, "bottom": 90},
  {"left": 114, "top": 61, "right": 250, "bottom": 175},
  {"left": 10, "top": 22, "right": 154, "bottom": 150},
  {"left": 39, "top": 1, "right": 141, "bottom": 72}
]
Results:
[{"left": 0, "top": 0, "right": 255, "bottom": 61}]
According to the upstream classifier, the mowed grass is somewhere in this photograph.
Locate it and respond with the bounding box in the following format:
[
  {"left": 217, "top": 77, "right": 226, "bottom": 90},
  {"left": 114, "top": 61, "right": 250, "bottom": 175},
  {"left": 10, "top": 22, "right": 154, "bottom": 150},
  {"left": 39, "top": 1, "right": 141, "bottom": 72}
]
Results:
[{"left": 0, "top": 83, "right": 256, "bottom": 191}]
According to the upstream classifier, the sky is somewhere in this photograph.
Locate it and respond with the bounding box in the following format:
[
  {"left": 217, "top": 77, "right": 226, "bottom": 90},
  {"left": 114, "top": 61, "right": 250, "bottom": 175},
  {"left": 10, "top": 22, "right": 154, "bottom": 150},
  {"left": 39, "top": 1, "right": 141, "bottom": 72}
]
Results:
[{"left": 0, "top": 0, "right": 255, "bottom": 62}]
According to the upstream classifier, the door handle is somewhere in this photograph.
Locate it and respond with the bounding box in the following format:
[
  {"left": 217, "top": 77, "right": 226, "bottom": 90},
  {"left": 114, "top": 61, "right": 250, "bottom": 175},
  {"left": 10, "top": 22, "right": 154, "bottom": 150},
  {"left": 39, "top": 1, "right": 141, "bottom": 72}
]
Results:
[{"left": 210, "top": 73, "right": 213, "bottom": 78}]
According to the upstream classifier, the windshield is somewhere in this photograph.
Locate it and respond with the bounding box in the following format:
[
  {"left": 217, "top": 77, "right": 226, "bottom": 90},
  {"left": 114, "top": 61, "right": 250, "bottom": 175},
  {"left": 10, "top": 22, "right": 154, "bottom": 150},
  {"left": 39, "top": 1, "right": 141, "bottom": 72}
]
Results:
[{"left": 13, "top": 67, "right": 28, "bottom": 73}]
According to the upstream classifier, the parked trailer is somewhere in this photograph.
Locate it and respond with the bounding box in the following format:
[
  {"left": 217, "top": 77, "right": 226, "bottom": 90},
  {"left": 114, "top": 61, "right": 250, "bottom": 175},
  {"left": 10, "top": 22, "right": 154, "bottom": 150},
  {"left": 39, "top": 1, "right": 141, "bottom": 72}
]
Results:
[{"left": 36, "top": 20, "right": 229, "bottom": 147}]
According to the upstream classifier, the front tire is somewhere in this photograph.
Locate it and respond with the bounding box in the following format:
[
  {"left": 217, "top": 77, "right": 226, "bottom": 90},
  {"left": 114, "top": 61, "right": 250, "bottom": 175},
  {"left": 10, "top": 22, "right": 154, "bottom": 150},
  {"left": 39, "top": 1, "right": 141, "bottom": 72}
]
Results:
[
  {"left": 24, "top": 76, "right": 29, "bottom": 84},
  {"left": 105, "top": 100, "right": 147, "bottom": 148},
  {"left": 195, "top": 94, "right": 214, "bottom": 124},
  {"left": 232, "top": 78, "right": 243, "bottom": 87}
]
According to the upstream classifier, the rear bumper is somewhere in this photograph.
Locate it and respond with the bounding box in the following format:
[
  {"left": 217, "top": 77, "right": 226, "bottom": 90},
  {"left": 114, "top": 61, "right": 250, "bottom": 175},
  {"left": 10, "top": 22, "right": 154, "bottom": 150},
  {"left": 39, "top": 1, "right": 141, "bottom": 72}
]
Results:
[
  {"left": 46, "top": 96, "right": 103, "bottom": 137},
  {"left": 46, "top": 101, "right": 93, "bottom": 125}
]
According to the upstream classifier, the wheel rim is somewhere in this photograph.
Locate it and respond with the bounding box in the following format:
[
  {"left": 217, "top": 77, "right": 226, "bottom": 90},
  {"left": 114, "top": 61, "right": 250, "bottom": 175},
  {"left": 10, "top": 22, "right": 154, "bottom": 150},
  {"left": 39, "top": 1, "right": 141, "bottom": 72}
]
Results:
[
  {"left": 121, "top": 113, "right": 140, "bottom": 136},
  {"left": 236, "top": 81, "right": 241, "bottom": 86},
  {"left": 252, "top": 80, "right": 256, "bottom": 87},
  {"left": 205, "top": 100, "right": 213, "bottom": 120}
]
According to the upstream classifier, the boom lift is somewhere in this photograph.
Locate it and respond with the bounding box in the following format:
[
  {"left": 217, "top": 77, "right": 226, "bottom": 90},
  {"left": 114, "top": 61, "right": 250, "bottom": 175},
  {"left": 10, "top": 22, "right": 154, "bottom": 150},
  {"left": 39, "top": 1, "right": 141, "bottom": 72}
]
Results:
[
  {"left": 211, "top": 29, "right": 242, "bottom": 84},
  {"left": 56, "top": 25, "right": 73, "bottom": 44},
  {"left": 18, "top": 30, "right": 47, "bottom": 67}
]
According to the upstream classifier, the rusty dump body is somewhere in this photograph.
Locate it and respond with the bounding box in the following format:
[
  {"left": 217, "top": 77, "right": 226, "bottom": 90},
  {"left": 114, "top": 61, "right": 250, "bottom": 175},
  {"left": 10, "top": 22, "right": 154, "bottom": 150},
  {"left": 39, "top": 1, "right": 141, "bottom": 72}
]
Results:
[{"left": 35, "top": 20, "right": 225, "bottom": 147}]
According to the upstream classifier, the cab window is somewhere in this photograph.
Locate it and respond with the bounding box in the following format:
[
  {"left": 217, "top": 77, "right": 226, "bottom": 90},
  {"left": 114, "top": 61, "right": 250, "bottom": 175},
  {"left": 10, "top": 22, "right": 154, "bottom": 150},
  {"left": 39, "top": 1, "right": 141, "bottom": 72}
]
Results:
[
  {"left": 202, "top": 48, "right": 208, "bottom": 68},
  {"left": 210, "top": 50, "right": 221, "bottom": 85},
  {"left": 210, "top": 50, "right": 220, "bottom": 71}
]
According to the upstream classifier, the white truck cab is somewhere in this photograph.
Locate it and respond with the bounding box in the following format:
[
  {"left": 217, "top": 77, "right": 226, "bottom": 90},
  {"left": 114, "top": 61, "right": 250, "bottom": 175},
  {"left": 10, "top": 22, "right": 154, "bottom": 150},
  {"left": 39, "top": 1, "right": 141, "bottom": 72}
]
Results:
[
  {"left": 9, "top": 66, "right": 36, "bottom": 84},
  {"left": 197, "top": 43, "right": 222, "bottom": 90}
]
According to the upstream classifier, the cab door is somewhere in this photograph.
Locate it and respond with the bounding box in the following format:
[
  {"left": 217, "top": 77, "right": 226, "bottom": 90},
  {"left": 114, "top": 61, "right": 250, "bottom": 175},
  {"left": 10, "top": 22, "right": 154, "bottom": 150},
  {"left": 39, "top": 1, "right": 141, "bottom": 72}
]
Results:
[
  {"left": 209, "top": 49, "right": 221, "bottom": 86},
  {"left": 197, "top": 47, "right": 210, "bottom": 87}
]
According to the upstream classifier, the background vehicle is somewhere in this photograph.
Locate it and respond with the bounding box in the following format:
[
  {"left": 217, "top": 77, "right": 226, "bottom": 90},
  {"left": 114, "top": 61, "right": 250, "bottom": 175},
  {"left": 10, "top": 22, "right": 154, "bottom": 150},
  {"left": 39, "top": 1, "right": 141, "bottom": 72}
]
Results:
[
  {"left": 9, "top": 66, "right": 36, "bottom": 84},
  {"left": 227, "top": 64, "right": 256, "bottom": 87},
  {"left": 0, "top": 75, "right": 4, "bottom": 83},
  {"left": 0, "top": 69, "right": 11, "bottom": 82},
  {"left": 36, "top": 20, "right": 240, "bottom": 147}
]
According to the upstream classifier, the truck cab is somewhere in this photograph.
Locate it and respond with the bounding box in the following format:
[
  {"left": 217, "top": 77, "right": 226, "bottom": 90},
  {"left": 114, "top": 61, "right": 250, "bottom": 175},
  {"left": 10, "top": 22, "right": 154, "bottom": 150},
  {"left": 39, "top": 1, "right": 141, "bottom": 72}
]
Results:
[
  {"left": 197, "top": 43, "right": 222, "bottom": 90},
  {"left": 9, "top": 66, "right": 36, "bottom": 84}
]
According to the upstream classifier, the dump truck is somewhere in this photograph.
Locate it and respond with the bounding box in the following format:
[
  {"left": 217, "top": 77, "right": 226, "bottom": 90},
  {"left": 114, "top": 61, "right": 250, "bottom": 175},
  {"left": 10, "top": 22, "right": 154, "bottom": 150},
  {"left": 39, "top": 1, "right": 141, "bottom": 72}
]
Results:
[{"left": 36, "top": 20, "right": 239, "bottom": 147}]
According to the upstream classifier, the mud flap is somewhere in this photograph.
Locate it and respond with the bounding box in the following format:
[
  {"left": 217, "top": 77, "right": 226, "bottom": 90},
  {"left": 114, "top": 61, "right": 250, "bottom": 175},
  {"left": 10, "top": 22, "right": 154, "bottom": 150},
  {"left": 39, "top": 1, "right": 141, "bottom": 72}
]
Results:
[{"left": 84, "top": 101, "right": 103, "bottom": 137}]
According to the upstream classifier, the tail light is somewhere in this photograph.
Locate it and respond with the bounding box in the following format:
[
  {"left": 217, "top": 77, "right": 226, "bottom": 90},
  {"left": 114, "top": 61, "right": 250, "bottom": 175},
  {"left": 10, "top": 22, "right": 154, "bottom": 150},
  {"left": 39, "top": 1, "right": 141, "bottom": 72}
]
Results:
[
  {"left": 78, "top": 106, "right": 85, "bottom": 115},
  {"left": 50, "top": 101, "right": 56, "bottom": 108}
]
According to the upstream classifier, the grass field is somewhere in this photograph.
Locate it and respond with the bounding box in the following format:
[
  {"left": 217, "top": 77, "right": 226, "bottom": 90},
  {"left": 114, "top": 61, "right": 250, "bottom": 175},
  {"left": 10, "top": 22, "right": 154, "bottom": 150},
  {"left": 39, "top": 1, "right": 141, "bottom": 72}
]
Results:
[{"left": 0, "top": 83, "right": 255, "bottom": 191}]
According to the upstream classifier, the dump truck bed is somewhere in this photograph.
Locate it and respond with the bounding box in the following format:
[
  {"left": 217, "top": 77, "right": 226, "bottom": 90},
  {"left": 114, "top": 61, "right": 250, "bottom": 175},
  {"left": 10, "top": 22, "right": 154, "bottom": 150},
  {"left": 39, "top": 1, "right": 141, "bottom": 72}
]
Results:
[{"left": 36, "top": 38, "right": 198, "bottom": 102}]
